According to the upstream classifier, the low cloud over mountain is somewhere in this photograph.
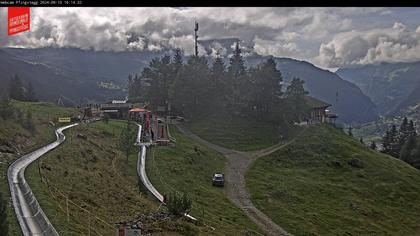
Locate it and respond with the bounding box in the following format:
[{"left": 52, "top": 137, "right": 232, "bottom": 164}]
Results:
[{"left": 2, "top": 7, "right": 420, "bottom": 69}]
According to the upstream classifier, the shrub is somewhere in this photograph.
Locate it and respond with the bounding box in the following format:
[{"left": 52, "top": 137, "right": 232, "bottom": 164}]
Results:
[{"left": 165, "top": 191, "right": 192, "bottom": 217}]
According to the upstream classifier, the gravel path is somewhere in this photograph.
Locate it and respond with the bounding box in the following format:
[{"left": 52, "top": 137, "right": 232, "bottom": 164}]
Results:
[{"left": 175, "top": 123, "right": 305, "bottom": 236}]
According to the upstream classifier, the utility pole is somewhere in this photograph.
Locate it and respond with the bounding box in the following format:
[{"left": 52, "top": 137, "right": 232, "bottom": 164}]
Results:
[{"left": 194, "top": 21, "right": 199, "bottom": 57}]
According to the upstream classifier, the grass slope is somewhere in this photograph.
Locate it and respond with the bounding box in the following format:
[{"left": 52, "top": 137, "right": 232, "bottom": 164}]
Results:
[
  {"left": 0, "top": 101, "right": 80, "bottom": 236},
  {"left": 25, "top": 120, "right": 159, "bottom": 235},
  {"left": 246, "top": 124, "right": 420, "bottom": 235},
  {"left": 187, "top": 113, "right": 293, "bottom": 151},
  {"left": 146, "top": 126, "right": 263, "bottom": 235}
]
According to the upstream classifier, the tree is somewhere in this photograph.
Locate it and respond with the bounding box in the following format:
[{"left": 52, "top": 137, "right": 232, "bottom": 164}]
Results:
[
  {"left": 348, "top": 126, "right": 353, "bottom": 137},
  {"left": 408, "top": 120, "right": 417, "bottom": 137},
  {"left": 144, "top": 55, "right": 173, "bottom": 110},
  {"left": 0, "top": 98, "right": 14, "bottom": 120},
  {"left": 400, "top": 135, "right": 417, "bottom": 161},
  {"left": 228, "top": 41, "right": 246, "bottom": 80},
  {"left": 172, "top": 48, "right": 183, "bottom": 75},
  {"left": 169, "top": 56, "right": 211, "bottom": 119},
  {"left": 285, "top": 77, "right": 308, "bottom": 98},
  {"left": 382, "top": 125, "right": 400, "bottom": 157},
  {"left": 249, "top": 58, "right": 283, "bottom": 116},
  {"left": 127, "top": 74, "right": 135, "bottom": 99},
  {"left": 118, "top": 120, "right": 136, "bottom": 161},
  {"left": 370, "top": 141, "right": 377, "bottom": 150},
  {"left": 26, "top": 81, "right": 37, "bottom": 102},
  {"left": 382, "top": 130, "right": 391, "bottom": 154},
  {"left": 226, "top": 41, "right": 247, "bottom": 114},
  {"left": 0, "top": 191, "right": 8, "bottom": 236},
  {"left": 283, "top": 77, "right": 310, "bottom": 123},
  {"left": 359, "top": 137, "right": 364, "bottom": 144},
  {"left": 24, "top": 110, "right": 36, "bottom": 135},
  {"left": 9, "top": 75, "right": 25, "bottom": 101},
  {"left": 210, "top": 55, "right": 227, "bottom": 109}
]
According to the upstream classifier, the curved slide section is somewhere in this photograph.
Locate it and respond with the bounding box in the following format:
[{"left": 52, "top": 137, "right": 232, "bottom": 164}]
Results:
[
  {"left": 8, "top": 123, "right": 79, "bottom": 236},
  {"left": 135, "top": 124, "right": 196, "bottom": 221}
]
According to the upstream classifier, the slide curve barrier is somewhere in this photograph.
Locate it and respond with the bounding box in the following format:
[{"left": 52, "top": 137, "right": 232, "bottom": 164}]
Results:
[{"left": 8, "top": 123, "right": 79, "bottom": 236}]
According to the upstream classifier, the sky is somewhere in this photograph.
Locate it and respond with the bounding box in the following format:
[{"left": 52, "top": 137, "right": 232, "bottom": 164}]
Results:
[{"left": 2, "top": 7, "right": 420, "bottom": 70}]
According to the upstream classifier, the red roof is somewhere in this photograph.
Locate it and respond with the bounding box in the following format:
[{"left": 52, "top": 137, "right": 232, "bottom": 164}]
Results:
[{"left": 129, "top": 108, "right": 146, "bottom": 112}]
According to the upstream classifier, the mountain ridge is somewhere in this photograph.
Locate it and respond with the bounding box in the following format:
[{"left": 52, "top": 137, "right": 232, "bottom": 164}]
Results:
[{"left": 1, "top": 46, "right": 377, "bottom": 123}]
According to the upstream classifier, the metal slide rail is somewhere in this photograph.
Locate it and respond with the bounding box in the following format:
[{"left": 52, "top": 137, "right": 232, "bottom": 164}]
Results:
[
  {"left": 135, "top": 124, "right": 196, "bottom": 221},
  {"left": 8, "top": 123, "right": 79, "bottom": 236}
]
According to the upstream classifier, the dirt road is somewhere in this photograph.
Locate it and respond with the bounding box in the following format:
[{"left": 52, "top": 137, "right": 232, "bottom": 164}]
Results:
[{"left": 175, "top": 123, "right": 305, "bottom": 236}]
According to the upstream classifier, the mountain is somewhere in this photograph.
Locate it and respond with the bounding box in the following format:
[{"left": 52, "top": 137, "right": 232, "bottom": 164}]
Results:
[
  {"left": 1, "top": 46, "right": 377, "bottom": 123},
  {"left": 0, "top": 49, "right": 129, "bottom": 105},
  {"left": 247, "top": 56, "right": 377, "bottom": 124},
  {"left": 336, "top": 61, "right": 420, "bottom": 116}
]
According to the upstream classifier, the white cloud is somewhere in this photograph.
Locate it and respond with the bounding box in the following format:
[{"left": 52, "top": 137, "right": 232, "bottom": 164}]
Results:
[
  {"left": 316, "top": 22, "right": 420, "bottom": 67},
  {"left": 253, "top": 36, "right": 300, "bottom": 58},
  {"left": 1, "top": 7, "right": 420, "bottom": 68}
]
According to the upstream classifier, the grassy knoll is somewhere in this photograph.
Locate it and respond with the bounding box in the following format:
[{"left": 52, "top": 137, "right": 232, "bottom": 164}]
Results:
[
  {"left": 186, "top": 112, "right": 296, "bottom": 151},
  {"left": 25, "top": 120, "right": 161, "bottom": 235},
  {"left": 146, "top": 126, "right": 264, "bottom": 235},
  {"left": 0, "top": 101, "right": 80, "bottom": 236},
  {"left": 247, "top": 124, "right": 420, "bottom": 235}
]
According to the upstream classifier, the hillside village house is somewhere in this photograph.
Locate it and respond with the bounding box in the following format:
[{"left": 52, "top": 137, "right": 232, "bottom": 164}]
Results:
[{"left": 304, "top": 96, "right": 338, "bottom": 124}]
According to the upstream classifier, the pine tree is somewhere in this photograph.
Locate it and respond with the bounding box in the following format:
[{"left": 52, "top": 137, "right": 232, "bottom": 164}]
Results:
[
  {"left": 26, "top": 81, "right": 37, "bottom": 102},
  {"left": 400, "top": 135, "right": 417, "bottom": 161},
  {"left": 172, "top": 48, "right": 183, "bottom": 75},
  {"left": 127, "top": 74, "right": 134, "bottom": 99},
  {"left": 285, "top": 77, "right": 308, "bottom": 98},
  {"left": 210, "top": 55, "right": 226, "bottom": 109},
  {"left": 226, "top": 41, "right": 247, "bottom": 114},
  {"left": 382, "top": 130, "right": 391, "bottom": 154},
  {"left": 398, "top": 117, "right": 409, "bottom": 148},
  {"left": 408, "top": 120, "right": 417, "bottom": 137},
  {"left": 0, "top": 98, "right": 14, "bottom": 120},
  {"left": 388, "top": 125, "right": 400, "bottom": 157},
  {"left": 284, "top": 77, "right": 309, "bottom": 123},
  {"left": 228, "top": 41, "right": 246, "bottom": 80},
  {"left": 348, "top": 126, "right": 353, "bottom": 137},
  {"left": 250, "top": 58, "right": 283, "bottom": 115},
  {"left": 9, "top": 75, "right": 25, "bottom": 101},
  {"left": 370, "top": 141, "right": 377, "bottom": 150}
]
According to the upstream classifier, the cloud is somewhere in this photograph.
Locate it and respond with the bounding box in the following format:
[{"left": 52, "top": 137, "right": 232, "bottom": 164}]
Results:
[
  {"left": 253, "top": 36, "right": 300, "bottom": 58},
  {"left": 316, "top": 22, "right": 420, "bottom": 67},
  {"left": 1, "top": 7, "right": 420, "bottom": 68}
]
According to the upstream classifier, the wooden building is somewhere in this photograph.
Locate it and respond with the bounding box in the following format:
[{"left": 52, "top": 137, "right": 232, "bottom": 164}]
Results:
[{"left": 304, "top": 96, "right": 338, "bottom": 124}]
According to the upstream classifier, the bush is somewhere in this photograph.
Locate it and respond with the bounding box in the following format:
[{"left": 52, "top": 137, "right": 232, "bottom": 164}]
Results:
[
  {"left": 23, "top": 111, "right": 36, "bottom": 135},
  {"left": 0, "top": 99, "right": 14, "bottom": 120},
  {"left": 165, "top": 191, "right": 192, "bottom": 217}
]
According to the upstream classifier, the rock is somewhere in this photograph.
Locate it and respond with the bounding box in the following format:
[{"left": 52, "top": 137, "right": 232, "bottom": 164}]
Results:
[
  {"left": 77, "top": 133, "right": 88, "bottom": 140},
  {"left": 348, "top": 158, "right": 364, "bottom": 168},
  {"left": 331, "top": 160, "right": 341, "bottom": 167}
]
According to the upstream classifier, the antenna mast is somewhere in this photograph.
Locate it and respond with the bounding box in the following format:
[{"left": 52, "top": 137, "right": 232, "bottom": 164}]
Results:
[{"left": 194, "top": 21, "right": 199, "bottom": 57}]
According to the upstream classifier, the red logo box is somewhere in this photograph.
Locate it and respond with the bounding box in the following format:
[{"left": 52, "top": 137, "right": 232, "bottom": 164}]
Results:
[{"left": 8, "top": 7, "right": 30, "bottom": 36}]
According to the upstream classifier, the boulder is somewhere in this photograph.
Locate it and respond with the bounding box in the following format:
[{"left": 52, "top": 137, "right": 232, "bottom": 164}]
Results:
[{"left": 348, "top": 158, "right": 364, "bottom": 168}]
